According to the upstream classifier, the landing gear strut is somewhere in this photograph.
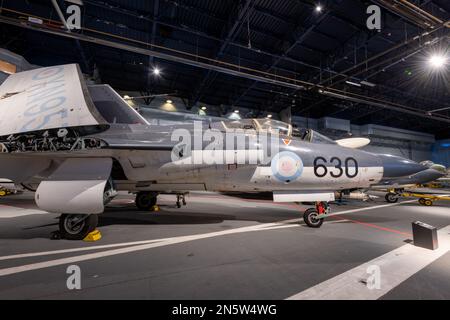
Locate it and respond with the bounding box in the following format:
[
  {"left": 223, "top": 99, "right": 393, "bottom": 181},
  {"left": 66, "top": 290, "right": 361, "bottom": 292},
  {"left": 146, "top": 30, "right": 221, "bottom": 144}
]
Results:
[
  {"left": 58, "top": 214, "right": 98, "bottom": 240},
  {"left": 176, "top": 193, "right": 187, "bottom": 208},
  {"left": 303, "top": 202, "right": 329, "bottom": 228},
  {"left": 135, "top": 192, "right": 158, "bottom": 210}
]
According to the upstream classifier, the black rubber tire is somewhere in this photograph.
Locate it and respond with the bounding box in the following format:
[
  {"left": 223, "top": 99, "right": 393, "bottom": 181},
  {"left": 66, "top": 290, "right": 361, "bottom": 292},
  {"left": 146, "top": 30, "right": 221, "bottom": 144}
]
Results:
[
  {"left": 135, "top": 192, "right": 157, "bottom": 210},
  {"left": 418, "top": 198, "right": 426, "bottom": 205},
  {"left": 59, "top": 214, "right": 98, "bottom": 240},
  {"left": 423, "top": 199, "right": 433, "bottom": 206},
  {"left": 303, "top": 208, "right": 323, "bottom": 228},
  {"left": 385, "top": 193, "right": 398, "bottom": 203}
]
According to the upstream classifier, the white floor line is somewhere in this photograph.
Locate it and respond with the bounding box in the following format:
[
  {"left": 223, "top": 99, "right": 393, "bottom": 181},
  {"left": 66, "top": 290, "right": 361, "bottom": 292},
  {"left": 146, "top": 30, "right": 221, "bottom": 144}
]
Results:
[
  {"left": 286, "top": 225, "right": 450, "bottom": 300},
  {"left": 0, "top": 224, "right": 301, "bottom": 263},
  {"left": 0, "top": 239, "right": 164, "bottom": 261},
  {"left": 0, "top": 200, "right": 412, "bottom": 267},
  {"left": 0, "top": 221, "right": 306, "bottom": 276},
  {"left": 323, "top": 200, "right": 417, "bottom": 218},
  {"left": 0, "top": 206, "right": 48, "bottom": 218}
]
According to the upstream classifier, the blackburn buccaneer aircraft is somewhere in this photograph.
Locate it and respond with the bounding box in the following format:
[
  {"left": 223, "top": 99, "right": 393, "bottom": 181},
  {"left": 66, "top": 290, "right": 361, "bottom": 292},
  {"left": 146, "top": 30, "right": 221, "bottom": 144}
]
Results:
[
  {"left": 374, "top": 161, "right": 447, "bottom": 202},
  {"left": 0, "top": 64, "right": 429, "bottom": 239}
]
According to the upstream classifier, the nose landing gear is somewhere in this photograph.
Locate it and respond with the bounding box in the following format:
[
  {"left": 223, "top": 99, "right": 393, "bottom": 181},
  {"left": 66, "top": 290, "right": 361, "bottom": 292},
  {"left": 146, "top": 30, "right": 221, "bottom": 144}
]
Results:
[{"left": 303, "top": 201, "right": 329, "bottom": 228}]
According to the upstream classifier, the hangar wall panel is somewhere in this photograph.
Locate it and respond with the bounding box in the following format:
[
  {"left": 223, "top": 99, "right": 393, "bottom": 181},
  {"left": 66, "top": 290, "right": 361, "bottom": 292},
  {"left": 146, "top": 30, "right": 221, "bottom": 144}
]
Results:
[{"left": 433, "top": 140, "right": 450, "bottom": 167}]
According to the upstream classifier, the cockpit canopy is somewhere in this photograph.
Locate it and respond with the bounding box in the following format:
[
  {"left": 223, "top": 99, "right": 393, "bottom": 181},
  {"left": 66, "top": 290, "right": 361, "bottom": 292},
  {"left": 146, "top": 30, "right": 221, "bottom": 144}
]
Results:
[
  {"left": 212, "top": 119, "right": 336, "bottom": 144},
  {"left": 293, "top": 127, "right": 336, "bottom": 144},
  {"left": 212, "top": 119, "right": 291, "bottom": 136}
]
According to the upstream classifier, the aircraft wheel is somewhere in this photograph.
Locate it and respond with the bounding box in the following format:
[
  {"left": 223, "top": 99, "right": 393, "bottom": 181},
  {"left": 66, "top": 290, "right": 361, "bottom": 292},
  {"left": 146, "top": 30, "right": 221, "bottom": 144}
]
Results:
[
  {"left": 385, "top": 192, "right": 398, "bottom": 203},
  {"left": 135, "top": 192, "right": 157, "bottom": 210},
  {"left": 59, "top": 214, "right": 98, "bottom": 240},
  {"left": 423, "top": 199, "right": 433, "bottom": 206},
  {"left": 0, "top": 190, "right": 6, "bottom": 196},
  {"left": 303, "top": 208, "right": 323, "bottom": 228},
  {"left": 419, "top": 198, "right": 426, "bottom": 205}
]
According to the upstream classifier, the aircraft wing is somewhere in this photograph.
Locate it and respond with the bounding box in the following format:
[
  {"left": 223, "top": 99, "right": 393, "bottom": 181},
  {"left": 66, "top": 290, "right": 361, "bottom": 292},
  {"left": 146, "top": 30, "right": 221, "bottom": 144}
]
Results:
[{"left": 0, "top": 64, "right": 107, "bottom": 137}]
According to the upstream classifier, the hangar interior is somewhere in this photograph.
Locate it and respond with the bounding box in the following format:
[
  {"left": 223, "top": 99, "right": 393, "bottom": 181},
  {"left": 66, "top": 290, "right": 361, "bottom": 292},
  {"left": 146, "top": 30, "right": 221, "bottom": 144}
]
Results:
[{"left": 0, "top": 0, "right": 449, "bottom": 300}]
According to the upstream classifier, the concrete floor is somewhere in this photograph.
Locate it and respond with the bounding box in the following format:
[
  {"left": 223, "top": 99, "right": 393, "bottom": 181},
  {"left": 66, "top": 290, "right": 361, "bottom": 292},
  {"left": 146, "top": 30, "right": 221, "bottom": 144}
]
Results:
[{"left": 0, "top": 190, "right": 449, "bottom": 299}]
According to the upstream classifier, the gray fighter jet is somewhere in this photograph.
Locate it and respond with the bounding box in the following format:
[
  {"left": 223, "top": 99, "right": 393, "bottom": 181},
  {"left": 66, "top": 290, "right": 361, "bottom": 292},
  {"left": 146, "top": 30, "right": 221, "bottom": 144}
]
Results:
[
  {"left": 374, "top": 162, "right": 447, "bottom": 202},
  {"left": 0, "top": 64, "right": 428, "bottom": 239}
]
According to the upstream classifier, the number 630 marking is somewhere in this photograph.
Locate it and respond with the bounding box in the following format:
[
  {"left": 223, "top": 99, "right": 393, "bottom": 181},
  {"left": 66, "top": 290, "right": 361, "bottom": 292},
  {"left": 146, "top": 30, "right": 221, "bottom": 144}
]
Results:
[{"left": 313, "top": 157, "right": 358, "bottom": 178}]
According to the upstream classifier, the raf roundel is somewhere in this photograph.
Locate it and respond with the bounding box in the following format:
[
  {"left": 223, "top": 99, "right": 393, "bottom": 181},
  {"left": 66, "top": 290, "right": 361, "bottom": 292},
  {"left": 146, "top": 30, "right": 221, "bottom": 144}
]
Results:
[{"left": 271, "top": 151, "right": 304, "bottom": 182}]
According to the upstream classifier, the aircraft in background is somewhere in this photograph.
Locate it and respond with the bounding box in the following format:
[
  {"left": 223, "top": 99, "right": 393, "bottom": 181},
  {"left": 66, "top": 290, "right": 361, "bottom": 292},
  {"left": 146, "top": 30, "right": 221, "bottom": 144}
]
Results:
[
  {"left": 0, "top": 64, "right": 430, "bottom": 239},
  {"left": 0, "top": 178, "right": 19, "bottom": 196},
  {"left": 376, "top": 161, "right": 447, "bottom": 202}
]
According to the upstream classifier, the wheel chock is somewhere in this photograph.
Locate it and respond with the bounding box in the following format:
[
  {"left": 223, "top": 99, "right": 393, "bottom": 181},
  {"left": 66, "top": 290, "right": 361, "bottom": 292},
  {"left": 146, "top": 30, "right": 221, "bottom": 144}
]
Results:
[
  {"left": 83, "top": 229, "right": 102, "bottom": 242},
  {"left": 151, "top": 205, "right": 160, "bottom": 212}
]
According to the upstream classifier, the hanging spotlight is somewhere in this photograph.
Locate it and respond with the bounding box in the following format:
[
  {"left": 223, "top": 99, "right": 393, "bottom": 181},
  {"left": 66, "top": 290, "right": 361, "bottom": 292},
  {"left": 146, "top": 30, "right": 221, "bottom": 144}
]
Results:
[
  {"left": 153, "top": 67, "right": 160, "bottom": 75},
  {"left": 428, "top": 54, "right": 447, "bottom": 69},
  {"left": 166, "top": 99, "right": 172, "bottom": 104},
  {"left": 234, "top": 110, "right": 239, "bottom": 113},
  {"left": 315, "top": 4, "right": 323, "bottom": 12},
  {"left": 201, "top": 106, "right": 207, "bottom": 110}
]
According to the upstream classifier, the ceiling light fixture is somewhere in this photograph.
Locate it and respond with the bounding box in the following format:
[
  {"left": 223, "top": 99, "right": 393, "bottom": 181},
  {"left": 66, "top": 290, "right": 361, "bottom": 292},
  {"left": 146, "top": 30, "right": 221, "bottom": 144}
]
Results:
[
  {"left": 428, "top": 54, "right": 447, "bottom": 69},
  {"left": 360, "top": 80, "right": 376, "bottom": 87},
  {"left": 345, "top": 80, "right": 362, "bottom": 87}
]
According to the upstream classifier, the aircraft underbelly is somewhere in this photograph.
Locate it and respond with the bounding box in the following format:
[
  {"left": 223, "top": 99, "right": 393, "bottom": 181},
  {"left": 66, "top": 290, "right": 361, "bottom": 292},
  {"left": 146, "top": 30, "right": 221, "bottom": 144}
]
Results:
[{"left": 0, "top": 155, "right": 51, "bottom": 183}]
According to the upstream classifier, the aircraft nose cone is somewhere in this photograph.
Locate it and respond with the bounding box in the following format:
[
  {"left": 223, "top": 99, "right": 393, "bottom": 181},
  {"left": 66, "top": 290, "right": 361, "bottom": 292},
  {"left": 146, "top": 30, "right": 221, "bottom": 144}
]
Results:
[
  {"left": 379, "top": 154, "right": 426, "bottom": 178},
  {"left": 426, "top": 168, "right": 447, "bottom": 180}
]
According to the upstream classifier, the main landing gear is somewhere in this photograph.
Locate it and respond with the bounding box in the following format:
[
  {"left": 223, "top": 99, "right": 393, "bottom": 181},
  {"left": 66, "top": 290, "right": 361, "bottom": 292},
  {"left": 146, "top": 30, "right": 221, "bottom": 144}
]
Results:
[
  {"left": 176, "top": 193, "right": 187, "bottom": 208},
  {"left": 303, "top": 202, "right": 329, "bottom": 228},
  {"left": 135, "top": 192, "right": 187, "bottom": 210},
  {"left": 135, "top": 192, "right": 158, "bottom": 210},
  {"left": 58, "top": 214, "right": 98, "bottom": 240}
]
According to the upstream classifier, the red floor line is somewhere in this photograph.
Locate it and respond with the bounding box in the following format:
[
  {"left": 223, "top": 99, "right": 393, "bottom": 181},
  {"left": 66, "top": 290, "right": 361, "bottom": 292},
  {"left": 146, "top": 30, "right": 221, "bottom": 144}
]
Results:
[{"left": 329, "top": 215, "right": 412, "bottom": 237}]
